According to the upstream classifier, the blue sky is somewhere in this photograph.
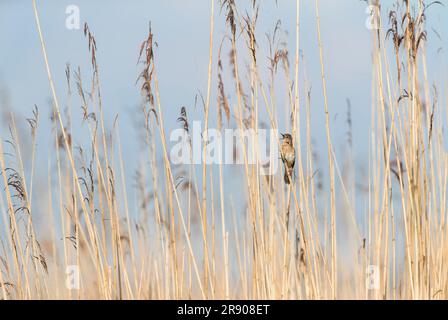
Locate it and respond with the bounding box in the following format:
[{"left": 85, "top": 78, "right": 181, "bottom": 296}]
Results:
[
  {"left": 0, "top": 0, "right": 447, "bottom": 228},
  {"left": 0, "top": 1, "right": 375, "bottom": 152},
  {"left": 1, "top": 0, "right": 445, "bottom": 141}
]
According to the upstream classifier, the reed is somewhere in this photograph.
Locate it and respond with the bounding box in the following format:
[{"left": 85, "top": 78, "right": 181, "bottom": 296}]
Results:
[{"left": 0, "top": 0, "right": 446, "bottom": 299}]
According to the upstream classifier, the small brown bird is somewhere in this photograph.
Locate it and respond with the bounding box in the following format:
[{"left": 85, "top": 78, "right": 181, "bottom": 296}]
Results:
[{"left": 280, "top": 133, "right": 295, "bottom": 184}]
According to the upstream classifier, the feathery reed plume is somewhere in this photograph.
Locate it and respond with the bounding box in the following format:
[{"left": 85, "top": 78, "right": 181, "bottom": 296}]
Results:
[{"left": 217, "top": 40, "right": 231, "bottom": 130}]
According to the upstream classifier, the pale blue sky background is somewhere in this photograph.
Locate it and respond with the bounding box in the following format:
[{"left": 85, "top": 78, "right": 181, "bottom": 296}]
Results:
[
  {"left": 0, "top": 1, "right": 447, "bottom": 232},
  {"left": 1, "top": 1, "right": 446, "bottom": 145}
]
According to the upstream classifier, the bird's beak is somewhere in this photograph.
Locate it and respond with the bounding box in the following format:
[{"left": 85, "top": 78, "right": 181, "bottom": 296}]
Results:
[{"left": 280, "top": 133, "right": 285, "bottom": 139}]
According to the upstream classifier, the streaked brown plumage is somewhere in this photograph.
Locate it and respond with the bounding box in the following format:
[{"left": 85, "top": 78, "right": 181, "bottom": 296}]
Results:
[{"left": 280, "top": 133, "right": 295, "bottom": 184}]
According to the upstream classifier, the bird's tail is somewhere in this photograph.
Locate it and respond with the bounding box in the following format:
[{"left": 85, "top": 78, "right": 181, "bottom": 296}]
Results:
[{"left": 284, "top": 168, "right": 292, "bottom": 184}]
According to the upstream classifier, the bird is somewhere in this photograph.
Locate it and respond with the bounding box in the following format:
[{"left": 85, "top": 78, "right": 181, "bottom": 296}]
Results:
[{"left": 280, "top": 133, "right": 295, "bottom": 185}]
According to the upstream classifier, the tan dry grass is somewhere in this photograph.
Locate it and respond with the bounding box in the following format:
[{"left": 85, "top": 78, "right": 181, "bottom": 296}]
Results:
[{"left": 0, "top": 0, "right": 446, "bottom": 300}]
